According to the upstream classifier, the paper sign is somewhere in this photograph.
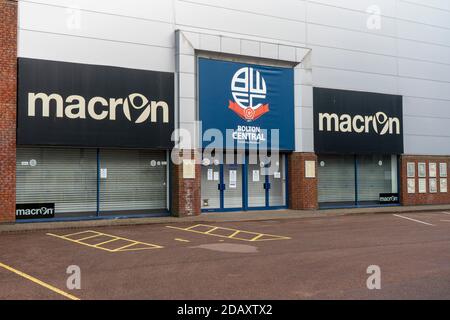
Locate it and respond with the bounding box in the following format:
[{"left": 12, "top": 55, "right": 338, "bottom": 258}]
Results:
[
  {"left": 440, "top": 178, "right": 447, "bottom": 193},
  {"left": 183, "top": 159, "right": 195, "bottom": 179},
  {"left": 305, "top": 161, "right": 316, "bottom": 178},
  {"left": 207, "top": 169, "right": 213, "bottom": 181},
  {"left": 407, "top": 178, "right": 415, "bottom": 194},
  {"left": 213, "top": 172, "right": 219, "bottom": 181},
  {"left": 418, "top": 178, "right": 426, "bottom": 193},
  {"left": 429, "top": 178, "right": 437, "bottom": 193},
  {"left": 440, "top": 163, "right": 447, "bottom": 177},
  {"left": 274, "top": 172, "right": 281, "bottom": 179},
  {"left": 418, "top": 163, "right": 426, "bottom": 177},
  {"left": 252, "top": 170, "right": 260, "bottom": 182},
  {"left": 429, "top": 163, "right": 437, "bottom": 178},
  {"left": 229, "top": 170, "right": 237, "bottom": 189},
  {"left": 100, "top": 168, "right": 108, "bottom": 179},
  {"left": 407, "top": 162, "right": 415, "bottom": 178}
]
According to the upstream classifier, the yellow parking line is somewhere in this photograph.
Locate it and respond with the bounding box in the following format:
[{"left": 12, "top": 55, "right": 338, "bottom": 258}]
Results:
[
  {"left": 166, "top": 224, "right": 291, "bottom": 242},
  {"left": 250, "top": 234, "right": 264, "bottom": 241},
  {"left": 229, "top": 230, "right": 240, "bottom": 238},
  {"left": 112, "top": 241, "right": 139, "bottom": 252},
  {"left": 94, "top": 238, "right": 119, "bottom": 247},
  {"left": 47, "top": 231, "right": 163, "bottom": 252},
  {"left": 0, "top": 262, "right": 80, "bottom": 301},
  {"left": 61, "top": 230, "right": 94, "bottom": 238},
  {"left": 76, "top": 234, "right": 103, "bottom": 242},
  {"left": 204, "top": 227, "right": 219, "bottom": 234}
]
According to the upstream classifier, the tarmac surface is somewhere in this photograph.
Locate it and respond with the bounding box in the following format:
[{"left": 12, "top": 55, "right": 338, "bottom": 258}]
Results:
[{"left": 1, "top": 210, "right": 450, "bottom": 300}]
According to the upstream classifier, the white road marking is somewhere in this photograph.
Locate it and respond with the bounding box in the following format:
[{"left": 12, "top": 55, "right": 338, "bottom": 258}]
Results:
[
  {"left": 440, "top": 212, "right": 450, "bottom": 215},
  {"left": 393, "top": 214, "right": 435, "bottom": 226}
]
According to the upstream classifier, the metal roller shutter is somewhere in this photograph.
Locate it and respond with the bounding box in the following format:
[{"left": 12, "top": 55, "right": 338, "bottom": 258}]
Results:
[
  {"left": 318, "top": 155, "right": 356, "bottom": 204},
  {"left": 16, "top": 147, "right": 97, "bottom": 216},
  {"left": 98, "top": 149, "right": 167, "bottom": 214},
  {"left": 357, "top": 155, "right": 395, "bottom": 202}
]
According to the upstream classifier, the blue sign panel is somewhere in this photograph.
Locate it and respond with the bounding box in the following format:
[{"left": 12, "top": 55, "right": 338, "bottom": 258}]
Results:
[{"left": 199, "top": 58, "right": 295, "bottom": 151}]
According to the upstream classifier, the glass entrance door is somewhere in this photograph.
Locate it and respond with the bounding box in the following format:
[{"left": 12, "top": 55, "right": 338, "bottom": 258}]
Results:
[
  {"left": 223, "top": 164, "right": 243, "bottom": 209},
  {"left": 246, "top": 154, "right": 287, "bottom": 209},
  {"left": 201, "top": 153, "right": 287, "bottom": 212},
  {"left": 201, "top": 155, "right": 244, "bottom": 212},
  {"left": 247, "top": 162, "right": 266, "bottom": 208},
  {"left": 201, "top": 162, "right": 221, "bottom": 210}
]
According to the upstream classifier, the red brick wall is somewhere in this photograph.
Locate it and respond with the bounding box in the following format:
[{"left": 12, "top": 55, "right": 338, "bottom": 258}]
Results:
[
  {"left": 170, "top": 150, "right": 201, "bottom": 217},
  {"left": 288, "top": 152, "right": 318, "bottom": 210},
  {"left": 401, "top": 155, "right": 450, "bottom": 206},
  {"left": 0, "top": 0, "right": 17, "bottom": 223}
]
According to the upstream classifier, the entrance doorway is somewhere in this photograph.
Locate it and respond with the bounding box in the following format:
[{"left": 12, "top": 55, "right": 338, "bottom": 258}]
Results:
[{"left": 201, "top": 153, "right": 287, "bottom": 212}]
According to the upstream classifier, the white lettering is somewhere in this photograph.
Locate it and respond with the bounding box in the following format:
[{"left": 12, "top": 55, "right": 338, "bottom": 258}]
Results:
[
  {"left": 27, "top": 92, "right": 170, "bottom": 124},
  {"left": 318, "top": 112, "right": 401, "bottom": 135}
]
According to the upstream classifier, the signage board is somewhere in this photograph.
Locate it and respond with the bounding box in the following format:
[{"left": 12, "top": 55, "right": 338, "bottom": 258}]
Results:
[
  {"left": 18, "top": 58, "right": 174, "bottom": 149},
  {"left": 313, "top": 88, "right": 403, "bottom": 154},
  {"left": 16, "top": 203, "right": 55, "bottom": 220},
  {"left": 199, "top": 58, "right": 294, "bottom": 151}
]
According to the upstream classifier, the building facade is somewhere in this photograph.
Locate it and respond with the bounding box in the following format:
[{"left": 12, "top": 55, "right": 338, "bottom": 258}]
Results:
[{"left": 1, "top": 0, "right": 450, "bottom": 222}]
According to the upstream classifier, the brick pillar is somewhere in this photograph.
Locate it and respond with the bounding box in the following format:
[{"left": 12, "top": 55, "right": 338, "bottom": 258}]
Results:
[
  {"left": 0, "top": 0, "right": 17, "bottom": 223},
  {"left": 170, "top": 149, "right": 201, "bottom": 217},
  {"left": 288, "top": 152, "right": 318, "bottom": 210},
  {"left": 400, "top": 155, "right": 450, "bottom": 206}
]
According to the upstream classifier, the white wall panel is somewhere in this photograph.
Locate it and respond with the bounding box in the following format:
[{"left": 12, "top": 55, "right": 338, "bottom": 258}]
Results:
[
  {"left": 20, "top": 0, "right": 174, "bottom": 23},
  {"left": 309, "top": 0, "right": 397, "bottom": 16},
  {"left": 19, "top": 1, "right": 174, "bottom": 49},
  {"left": 307, "top": 24, "right": 397, "bottom": 56},
  {"left": 398, "top": 1, "right": 450, "bottom": 29},
  {"left": 313, "top": 67, "right": 398, "bottom": 96},
  {"left": 398, "top": 39, "right": 450, "bottom": 65},
  {"left": 175, "top": 1, "right": 306, "bottom": 44},
  {"left": 397, "top": 20, "right": 450, "bottom": 47},
  {"left": 307, "top": 2, "right": 397, "bottom": 37},
  {"left": 399, "top": 59, "right": 450, "bottom": 83},
  {"left": 401, "top": 0, "right": 450, "bottom": 11},
  {"left": 19, "top": 30, "right": 175, "bottom": 72},
  {"left": 17, "top": 0, "right": 450, "bottom": 155},
  {"left": 179, "top": 0, "right": 306, "bottom": 22},
  {"left": 311, "top": 46, "right": 398, "bottom": 76}
]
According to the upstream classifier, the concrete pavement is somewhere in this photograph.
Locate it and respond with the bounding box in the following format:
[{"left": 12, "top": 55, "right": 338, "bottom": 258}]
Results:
[
  {"left": 2, "top": 204, "right": 450, "bottom": 234},
  {"left": 0, "top": 210, "right": 450, "bottom": 299}
]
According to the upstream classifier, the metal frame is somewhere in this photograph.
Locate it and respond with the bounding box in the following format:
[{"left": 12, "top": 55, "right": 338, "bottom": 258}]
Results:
[{"left": 201, "top": 152, "right": 289, "bottom": 213}]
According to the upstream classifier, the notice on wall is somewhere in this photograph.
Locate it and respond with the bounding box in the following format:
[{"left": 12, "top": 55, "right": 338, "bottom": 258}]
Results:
[
  {"left": 229, "top": 170, "right": 237, "bottom": 189},
  {"left": 183, "top": 159, "right": 195, "bottom": 179},
  {"left": 213, "top": 172, "right": 219, "bottom": 181},
  {"left": 407, "top": 178, "right": 415, "bottom": 194},
  {"left": 440, "top": 163, "right": 448, "bottom": 178},
  {"left": 274, "top": 172, "right": 281, "bottom": 179},
  {"left": 429, "top": 178, "right": 437, "bottom": 193},
  {"left": 440, "top": 178, "right": 448, "bottom": 193},
  {"left": 207, "top": 169, "right": 213, "bottom": 181},
  {"left": 429, "top": 163, "right": 437, "bottom": 178},
  {"left": 305, "top": 161, "right": 316, "bottom": 178},
  {"left": 418, "top": 163, "right": 426, "bottom": 178},
  {"left": 418, "top": 178, "right": 427, "bottom": 193},
  {"left": 100, "top": 168, "right": 108, "bottom": 179},
  {"left": 407, "top": 162, "right": 415, "bottom": 178},
  {"left": 252, "top": 170, "right": 260, "bottom": 182}
]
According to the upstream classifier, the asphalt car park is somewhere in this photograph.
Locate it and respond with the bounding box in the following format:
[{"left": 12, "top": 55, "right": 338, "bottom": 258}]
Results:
[{"left": 1, "top": 211, "right": 450, "bottom": 300}]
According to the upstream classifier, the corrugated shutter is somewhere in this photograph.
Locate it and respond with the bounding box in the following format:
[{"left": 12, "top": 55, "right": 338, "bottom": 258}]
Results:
[
  {"left": 16, "top": 147, "right": 97, "bottom": 215},
  {"left": 318, "top": 155, "right": 356, "bottom": 204},
  {"left": 357, "top": 155, "right": 393, "bottom": 202},
  {"left": 99, "top": 149, "right": 167, "bottom": 213}
]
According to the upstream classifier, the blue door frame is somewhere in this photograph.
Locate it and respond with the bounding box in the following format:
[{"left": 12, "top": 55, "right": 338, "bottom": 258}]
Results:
[{"left": 202, "top": 154, "right": 289, "bottom": 213}]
